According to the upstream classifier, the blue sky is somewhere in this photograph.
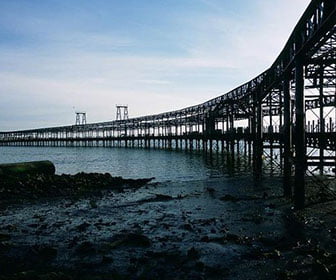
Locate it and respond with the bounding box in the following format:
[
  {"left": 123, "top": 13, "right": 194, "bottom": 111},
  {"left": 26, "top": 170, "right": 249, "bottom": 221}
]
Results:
[{"left": 0, "top": 0, "right": 310, "bottom": 130}]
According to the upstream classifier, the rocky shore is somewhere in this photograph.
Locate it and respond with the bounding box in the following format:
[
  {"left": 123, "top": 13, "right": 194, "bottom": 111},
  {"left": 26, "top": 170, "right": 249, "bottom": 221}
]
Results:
[
  {"left": 1, "top": 174, "right": 336, "bottom": 279},
  {"left": 0, "top": 172, "right": 154, "bottom": 202}
]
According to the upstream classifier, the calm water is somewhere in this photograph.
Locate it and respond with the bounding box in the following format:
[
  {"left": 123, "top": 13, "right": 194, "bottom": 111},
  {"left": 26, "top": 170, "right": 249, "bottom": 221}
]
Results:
[{"left": 0, "top": 146, "right": 247, "bottom": 182}]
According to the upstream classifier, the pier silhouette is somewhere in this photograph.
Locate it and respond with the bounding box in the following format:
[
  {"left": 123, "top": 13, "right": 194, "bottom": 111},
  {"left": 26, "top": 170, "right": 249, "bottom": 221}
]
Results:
[{"left": 1, "top": 0, "right": 335, "bottom": 209}]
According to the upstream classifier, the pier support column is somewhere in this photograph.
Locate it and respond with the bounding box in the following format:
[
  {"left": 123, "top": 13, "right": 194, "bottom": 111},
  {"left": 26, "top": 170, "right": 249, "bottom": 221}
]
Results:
[
  {"left": 294, "top": 57, "right": 306, "bottom": 210},
  {"left": 248, "top": 118, "right": 252, "bottom": 163},
  {"left": 206, "top": 113, "right": 215, "bottom": 156},
  {"left": 319, "top": 65, "right": 325, "bottom": 175},
  {"left": 229, "top": 111, "right": 235, "bottom": 160},
  {"left": 283, "top": 77, "right": 292, "bottom": 197},
  {"left": 253, "top": 96, "right": 263, "bottom": 178}
]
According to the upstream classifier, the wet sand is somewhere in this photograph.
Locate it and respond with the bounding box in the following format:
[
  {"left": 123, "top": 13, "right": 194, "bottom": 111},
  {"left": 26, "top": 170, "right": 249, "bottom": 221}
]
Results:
[{"left": 1, "top": 175, "right": 336, "bottom": 279}]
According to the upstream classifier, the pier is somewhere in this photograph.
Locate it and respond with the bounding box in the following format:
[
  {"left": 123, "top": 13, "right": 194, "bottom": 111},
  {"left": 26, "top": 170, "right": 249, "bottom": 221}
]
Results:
[{"left": 1, "top": 0, "right": 335, "bottom": 209}]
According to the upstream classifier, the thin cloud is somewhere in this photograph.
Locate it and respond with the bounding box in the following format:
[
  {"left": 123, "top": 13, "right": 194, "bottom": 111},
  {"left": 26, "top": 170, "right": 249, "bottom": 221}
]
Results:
[{"left": 0, "top": 0, "right": 311, "bottom": 130}]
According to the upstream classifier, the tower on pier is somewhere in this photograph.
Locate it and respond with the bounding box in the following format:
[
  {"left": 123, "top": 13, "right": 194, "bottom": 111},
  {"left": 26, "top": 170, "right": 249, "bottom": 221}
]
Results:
[
  {"left": 75, "top": 112, "right": 87, "bottom": 125},
  {"left": 116, "top": 105, "right": 129, "bottom": 120}
]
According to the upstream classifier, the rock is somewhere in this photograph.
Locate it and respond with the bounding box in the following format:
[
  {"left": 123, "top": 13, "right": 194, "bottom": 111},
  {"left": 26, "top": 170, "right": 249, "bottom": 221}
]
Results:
[
  {"left": 0, "top": 172, "right": 155, "bottom": 202},
  {"left": 75, "top": 241, "right": 95, "bottom": 255},
  {"left": 262, "top": 249, "right": 281, "bottom": 259},
  {"left": 202, "top": 233, "right": 246, "bottom": 245},
  {"left": 195, "top": 261, "right": 205, "bottom": 271},
  {"left": 258, "top": 237, "right": 279, "bottom": 247},
  {"left": 0, "top": 233, "right": 10, "bottom": 242},
  {"left": 28, "top": 223, "right": 39, "bottom": 228},
  {"left": 140, "top": 194, "right": 173, "bottom": 204},
  {"left": 101, "top": 255, "right": 113, "bottom": 264},
  {"left": 108, "top": 233, "right": 151, "bottom": 248},
  {"left": 180, "top": 223, "right": 193, "bottom": 231},
  {"left": 220, "top": 194, "right": 240, "bottom": 202},
  {"left": 76, "top": 222, "right": 91, "bottom": 232},
  {"left": 33, "top": 245, "right": 58, "bottom": 260},
  {"left": 89, "top": 199, "right": 97, "bottom": 208},
  {"left": 153, "top": 194, "right": 173, "bottom": 201},
  {"left": 225, "top": 233, "right": 241, "bottom": 243},
  {"left": 205, "top": 187, "right": 215, "bottom": 194},
  {"left": 200, "top": 236, "right": 209, "bottom": 242},
  {"left": 68, "top": 236, "right": 80, "bottom": 249},
  {"left": 187, "top": 247, "right": 199, "bottom": 260},
  {"left": 122, "top": 177, "right": 155, "bottom": 189}
]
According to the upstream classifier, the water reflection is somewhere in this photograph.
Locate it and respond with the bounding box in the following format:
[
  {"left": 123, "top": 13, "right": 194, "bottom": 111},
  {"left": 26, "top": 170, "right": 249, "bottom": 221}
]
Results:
[{"left": 0, "top": 146, "right": 279, "bottom": 182}]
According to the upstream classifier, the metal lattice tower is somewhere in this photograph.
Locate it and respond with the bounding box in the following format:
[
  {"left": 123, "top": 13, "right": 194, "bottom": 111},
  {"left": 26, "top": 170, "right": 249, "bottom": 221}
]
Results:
[
  {"left": 75, "top": 112, "right": 87, "bottom": 125},
  {"left": 116, "top": 105, "right": 129, "bottom": 120}
]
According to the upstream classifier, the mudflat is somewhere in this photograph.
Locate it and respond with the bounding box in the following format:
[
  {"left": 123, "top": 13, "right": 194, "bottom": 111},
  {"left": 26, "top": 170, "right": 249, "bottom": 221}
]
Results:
[{"left": 1, "top": 174, "right": 336, "bottom": 279}]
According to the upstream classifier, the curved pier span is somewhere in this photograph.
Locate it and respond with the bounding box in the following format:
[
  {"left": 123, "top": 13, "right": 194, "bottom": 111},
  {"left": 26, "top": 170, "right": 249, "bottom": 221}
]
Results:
[{"left": 1, "top": 0, "right": 336, "bottom": 209}]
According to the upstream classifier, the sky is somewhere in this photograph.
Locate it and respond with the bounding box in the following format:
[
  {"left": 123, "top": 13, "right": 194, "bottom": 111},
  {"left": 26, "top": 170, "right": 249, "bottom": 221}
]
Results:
[{"left": 0, "top": 0, "right": 310, "bottom": 130}]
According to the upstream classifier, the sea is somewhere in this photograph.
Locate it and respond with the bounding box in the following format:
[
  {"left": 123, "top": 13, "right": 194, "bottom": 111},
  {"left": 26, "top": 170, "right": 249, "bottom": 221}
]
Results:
[{"left": 0, "top": 146, "right": 253, "bottom": 182}]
